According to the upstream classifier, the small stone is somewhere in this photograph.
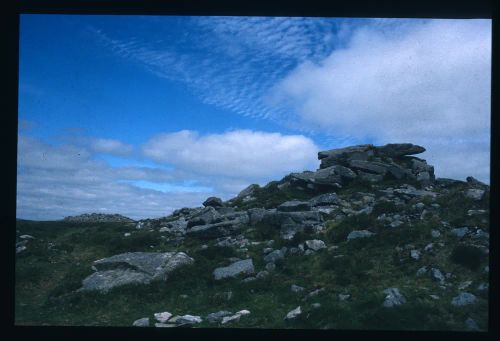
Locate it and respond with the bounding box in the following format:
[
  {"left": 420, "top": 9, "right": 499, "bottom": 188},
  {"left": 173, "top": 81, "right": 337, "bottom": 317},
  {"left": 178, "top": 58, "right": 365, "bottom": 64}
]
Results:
[
  {"left": 424, "top": 243, "right": 434, "bottom": 252},
  {"left": 465, "top": 189, "right": 485, "bottom": 201},
  {"left": 416, "top": 266, "right": 428, "bottom": 276},
  {"left": 458, "top": 281, "right": 472, "bottom": 290},
  {"left": 382, "top": 288, "right": 406, "bottom": 307},
  {"left": 451, "top": 292, "right": 477, "bottom": 306},
  {"left": 263, "top": 248, "right": 273, "bottom": 254},
  {"left": 410, "top": 250, "right": 421, "bottom": 260},
  {"left": 477, "top": 282, "right": 488, "bottom": 291},
  {"left": 305, "top": 239, "right": 326, "bottom": 251},
  {"left": 465, "top": 317, "right": 480, "bottom": 331},
  {"left": 338, "top": 294, "right": 351, "bottom": 301},
  {"left": 124, "top": 233, "right": 131, "bottom": 237},
  {"left": 19, "top": 235, "right": 35, "bottom": 240},
  {"left": 133, "top": 317, "right": 150, "bottom": 327},
  {"left": 154, "top": 311, "right": 173, "bottom": 323},
  {"left": 265, "top": 262, "right": 276, "bottom": 272},
  {"left": 429, "top": 294, "right": 440, "bottom": 300},
  {"left": 304, "top": 249, "right": 315, "bottom": 255},
  {"left": 306, "top": 288, "right": 325, "bottom": 299},
  {"left": 311, "top": 303, "right": 321, "bottom": 309},
  {"left": 431, "top": 230, "right": 441, "bottom": 238},
  {"left": 284, "top": 306, "right": 302, "bottom": 320},
  {"left": 179, "top": 294, "right": 189, "bottom": 299},
  {"left": 16, "top": 246, "right": 27, "bottom": 254},
  {"left": 450, "top": 227, "right": 469, "bottom": 238},
  {"left": 431, "top": 268, "right": 446, "bottom": 285},
  {"left": 241, "top": 276, "right": 256, "bottom": 283},
  {"left": 256, "top": 270, "right": 269, "bottom": 279},
  {"left": 291, "top": 284, "right": 305, "bottom": 292},
  {"left": 390, "top": 220, "right": 404, "bottom": 228}
]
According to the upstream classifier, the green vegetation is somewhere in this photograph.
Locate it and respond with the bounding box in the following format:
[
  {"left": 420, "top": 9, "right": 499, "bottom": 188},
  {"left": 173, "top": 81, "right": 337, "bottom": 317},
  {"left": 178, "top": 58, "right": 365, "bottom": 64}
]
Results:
[{"left": 450, "top": 244, "right": 485, "bottom": 271}]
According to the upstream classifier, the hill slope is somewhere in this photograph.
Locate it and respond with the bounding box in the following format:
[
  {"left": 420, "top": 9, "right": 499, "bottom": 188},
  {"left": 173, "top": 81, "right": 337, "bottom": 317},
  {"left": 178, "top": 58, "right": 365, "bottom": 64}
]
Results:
[{"left": 15, "top": 143, "right": 489, "bottom": 331}]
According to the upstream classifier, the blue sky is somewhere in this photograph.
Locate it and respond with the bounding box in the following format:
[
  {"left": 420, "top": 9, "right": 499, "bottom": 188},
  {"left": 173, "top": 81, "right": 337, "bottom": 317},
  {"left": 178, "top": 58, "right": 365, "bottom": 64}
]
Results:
[{"left": 17, "top": 15, "right": 491, "bottom": 220}]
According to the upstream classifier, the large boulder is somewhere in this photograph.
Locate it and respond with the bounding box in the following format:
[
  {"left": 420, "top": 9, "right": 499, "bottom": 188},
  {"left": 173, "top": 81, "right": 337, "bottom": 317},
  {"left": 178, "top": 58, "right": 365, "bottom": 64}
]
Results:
[
  {"left": 261, "top": 210, "right": 322, "bottom": 240},
  {"left": 79, "top": 252, "right": 194, "bottom": 292},
  {"left": 318, "top": 144, "right": 374, "bottom": 169},
  {"left": 213, "top": 259, "right": 255, "bottom": 280},
  {"left": 203, "top": 197, "right": 224, "bottom": 208},
  {"left": 187, "top": 206, "right": 222, "bottom": 228}
]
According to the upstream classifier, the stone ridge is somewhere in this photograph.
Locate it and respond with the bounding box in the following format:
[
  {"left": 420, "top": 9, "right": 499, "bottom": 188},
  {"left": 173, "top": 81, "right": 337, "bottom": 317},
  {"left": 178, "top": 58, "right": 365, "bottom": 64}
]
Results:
[{"left": 63, "top": 213, "right": 135, "bottom": 223}]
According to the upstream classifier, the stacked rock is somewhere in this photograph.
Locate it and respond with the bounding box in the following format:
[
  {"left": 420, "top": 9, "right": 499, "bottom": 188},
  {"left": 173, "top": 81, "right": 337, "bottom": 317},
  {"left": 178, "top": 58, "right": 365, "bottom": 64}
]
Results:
[{"left": 287, "top": 143, "right": 434, "bottom": 191}]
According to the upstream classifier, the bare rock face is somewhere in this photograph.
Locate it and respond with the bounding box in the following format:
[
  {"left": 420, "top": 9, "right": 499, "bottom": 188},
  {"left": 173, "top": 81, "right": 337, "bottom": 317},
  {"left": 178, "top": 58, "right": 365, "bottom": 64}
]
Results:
[{"left": 79, "top": 252, "right": 194, "bottom": 292}]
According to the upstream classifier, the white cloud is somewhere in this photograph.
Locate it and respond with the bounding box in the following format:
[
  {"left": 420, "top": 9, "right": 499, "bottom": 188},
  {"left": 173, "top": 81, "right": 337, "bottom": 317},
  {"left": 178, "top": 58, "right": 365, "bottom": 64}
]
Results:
[
  {"left": 90, "top": 138, "right": 133, "bottom": 156},
  {"left": 142, "top": 129, "right": 319, "bottom": 179},
  {"left": 16, "top": 135, "right": 210, "bottom": 220},
  {"left": 270, "top": 19, "right": 491, "bottom": 183}
]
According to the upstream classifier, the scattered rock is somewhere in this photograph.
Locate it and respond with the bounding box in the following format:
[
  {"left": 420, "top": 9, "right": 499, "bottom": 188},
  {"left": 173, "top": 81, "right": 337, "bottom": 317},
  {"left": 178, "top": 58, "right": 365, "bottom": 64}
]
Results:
[
  {"left": 123, "top": 232, "right": 131, "bottom": 237},
  {"left": 338, "top": 294, "right": 351, "bottom": 301},
  {"left": 431, "top": 230, "right": 441, "bottom": 238},
  {"left": 169, "top": 315, "right": 202, "bottom": 324},
  {"left": 206, "top": 311, "right": 233, "bottom": 323},
  {"left": 265, "top": 262, "right": 276, "bottom": 272},
  {"left": 430, "top": 268, "right": 446, "bottom": 285},
  {"left": 256, "top": 270, "right": 269, "bottom": 279},
  {"left": 213, "top": 259, "right": 255, "bottom": 280},
  {"left": 132, "top": 317, "right": 150, "bottom": 327},
  {"left": 450, "top": 227, "right": 469, "bottom": 238},
  {"left": 347, "top": 230, "right": 375, "bottom": 240},
  {"left": 305, "top": 239, "right": 326, "bottom": 251},
  {"left": 465, "top": 317, "right": 480, "bottom": 331},
  {"left": 458, "top": 281, "right": 473, "bottom": 290},
  {"left": 221, "top": 310, "right": 250, "bottom": 324},
  {"left": 382, "top": 288, "right": 406, "bottom": 307},
  {"left": 291, "top": 284, "right": 305, "bottom": 292},
  {"left": 154, "top": 311, "right": 173, "bottom": 323},
  {"left": 410, "top": 250, "right": 421, "bottom": 260},
  {"left": 263, "top": 248, "right": 287, "bottom": 263},
  {"left": 284, "top": 306, "right": 302, "bottom": 320},
  {"left": 19, "top": 234, "right": 35, "bottom": 240},
  {"left": 465, "top": 189, "right": 485, "bottom": 201},
  {"left": 416, "top": 266, "right": 428, "bottom": 276},
  {"left": 451, "top": 292, "right": 477, "bottom": 306},
  {"left": 311, "top": 303, "right": 321, "bottom": 309}
]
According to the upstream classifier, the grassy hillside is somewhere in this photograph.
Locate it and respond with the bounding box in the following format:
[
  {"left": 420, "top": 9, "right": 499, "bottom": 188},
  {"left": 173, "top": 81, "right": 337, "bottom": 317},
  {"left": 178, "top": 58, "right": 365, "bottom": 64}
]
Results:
[{"left": 15, "top": 180, "right": 489, "bottom": 330}]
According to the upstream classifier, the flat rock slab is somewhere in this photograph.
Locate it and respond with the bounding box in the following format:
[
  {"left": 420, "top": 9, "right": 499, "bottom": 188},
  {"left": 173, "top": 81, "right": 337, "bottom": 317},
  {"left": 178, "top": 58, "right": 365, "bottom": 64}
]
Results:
[
  {"left": 347, "top": 230, "right": 375, "bottom": 240},
  {"left": 213, "top": 258, "right": 255, "bottom": 280},
  {"left": 80, "top": 252, "right": 194, "bottom": 292},
  {"left": 277, "top": 200, "right": 312, "bottom": 212}
]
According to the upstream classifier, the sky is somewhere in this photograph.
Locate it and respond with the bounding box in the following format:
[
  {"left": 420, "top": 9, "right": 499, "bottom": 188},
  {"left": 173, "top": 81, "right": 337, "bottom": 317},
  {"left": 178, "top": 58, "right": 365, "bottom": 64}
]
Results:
[{"left": 17, "top": 15, "right": 492, "bottom": 220}]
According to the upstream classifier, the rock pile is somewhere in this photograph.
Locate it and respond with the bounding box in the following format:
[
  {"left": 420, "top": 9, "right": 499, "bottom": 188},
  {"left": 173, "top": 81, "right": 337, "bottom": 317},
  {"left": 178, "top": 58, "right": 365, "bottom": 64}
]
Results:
[
  {"left": 285, "top": 143, "right": 434, "bottom": 192},
  {"left": 63, "top": 213, "right": 134, "bottom": 223}
]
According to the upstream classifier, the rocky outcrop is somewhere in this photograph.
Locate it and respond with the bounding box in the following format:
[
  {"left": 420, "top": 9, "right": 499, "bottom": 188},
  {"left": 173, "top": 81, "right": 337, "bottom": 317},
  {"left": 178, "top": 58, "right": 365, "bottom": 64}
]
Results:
[
  {"left": 63, "top": 213, "right": 134, "bottom": 223},
  {"left": 79, "top": 252, "right": 194, "bottom": 292},
  {"left": 282, "top": 143, "right": 435, "bottom": 191}
]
